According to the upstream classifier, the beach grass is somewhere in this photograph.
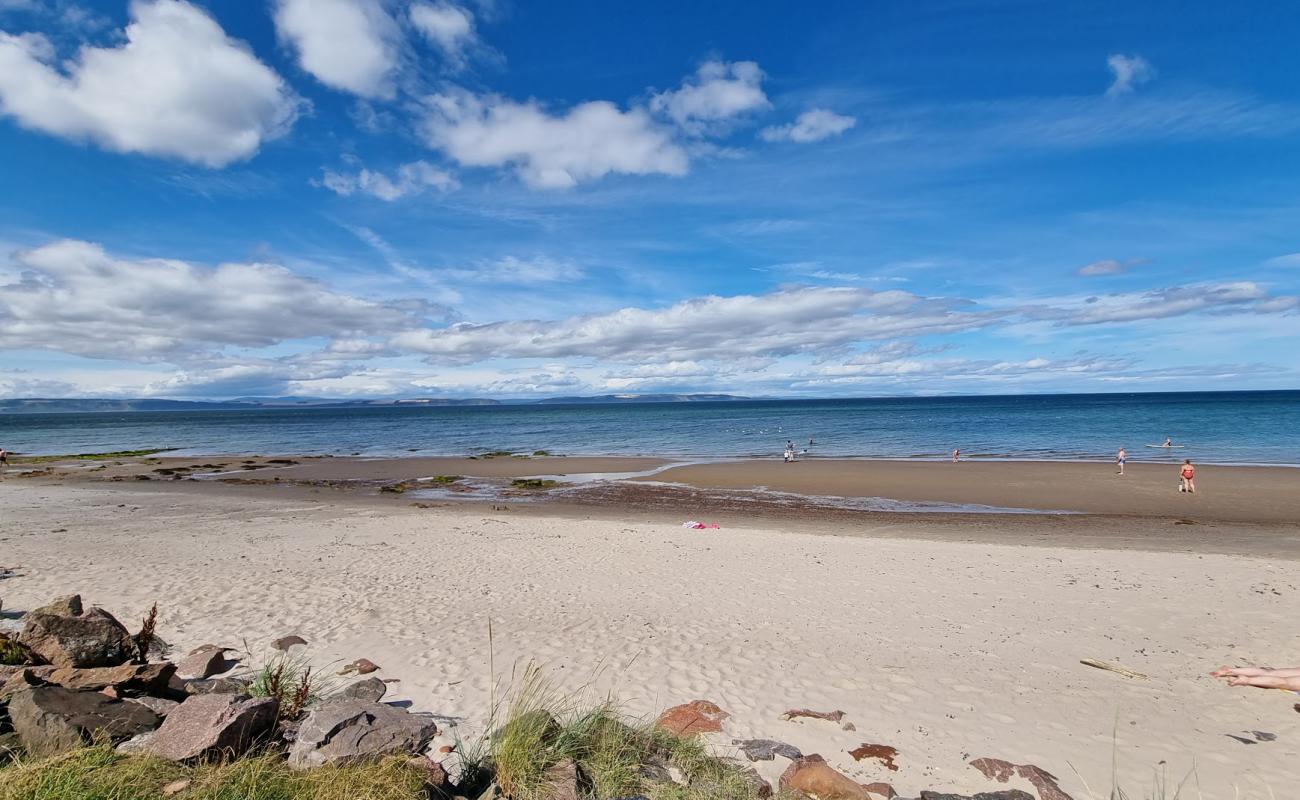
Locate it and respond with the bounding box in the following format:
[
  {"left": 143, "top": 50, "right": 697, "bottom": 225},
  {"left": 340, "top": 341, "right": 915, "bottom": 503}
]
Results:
[{"left": 0, "top": 746, "right": 432, "bottom": 800}]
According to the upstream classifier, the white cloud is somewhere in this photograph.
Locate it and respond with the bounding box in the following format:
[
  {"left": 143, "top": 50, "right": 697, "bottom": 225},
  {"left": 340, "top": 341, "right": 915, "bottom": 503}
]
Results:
[
  {"left": 1263, "top": 253, "right": 1300, "bottom": 268},
  {"left": 393, "top": 286, "right": 991, "bottom": 363},
  {"left": 1106, "top": 54, "right": 1154, "bottom": 97},
  {"left": 1028, "top": 282, "right": 1299, "bottom": 324},
  {"left": 409, "top": 1, "right": 475, "bottom": 66},
  {"left": 0, "top": 239, "right": 419, "bottom": 361},
  {"left": 1076, "top": 259, "right": 1128, "bottom": 276},
  {"left": 650, "top": 60, "right": 770, "bottom": 134},
  {"left": 320, "top": 160, "right": 458, "bottom": 200},
  {"left": 760, "top": 108, "right": 856, "bottom": 143},
  {"left": 273, "top": 0, "right": 401, "bottom": 98},
  {"left": 421, "top": 89, "right": 688, "bottom": 189},
  {"left": 0, "top": 0, "right": 298, "bottom": 166},
  {"left": 442, "top": 255, "right": 583, "bottom": 283}
]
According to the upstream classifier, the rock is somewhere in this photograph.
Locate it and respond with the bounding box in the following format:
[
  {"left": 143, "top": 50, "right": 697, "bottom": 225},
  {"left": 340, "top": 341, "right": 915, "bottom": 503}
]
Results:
[
  {"left": 34, "top": 595, "right": 83, "bottom": 616},
  {"left": 18, "top": 607, "right": 137, "bottom": 668},
  {"left": 145, "top": 693, "right": 278, "bottom": 762},
  {"left": 0, "top": 731, "right": 23, "bottom": 764},
  {"left": 125, "top": 696, "right": 181, "bottom": 717},
  {"left": 849, "top": 743, "right": 899, "bottom": 771},
  {"left": 0, "top": 667, "right": 55, "bottom": 697},
  {"left": 779, "top": 754, "right": 872, "bottom": 800},
  {"left": 8, "top": 686, "right": 161, "bottom": 756},
  {"left": 272, "top": 635, "right": 308, "bottom": 651},
  {"left": 408, "top": 756, "right": 451, "bottom": 793},
  {"left": 542, "top": 757, "right": 582, "bottom": 800},
  {"left": 920, "top": 793, "right": 1034, "bottom": 800},
  {"left": 863, "top": 783, "right": 897, "bottom": 799},
  {"left": 967, "top": 758, "right": 1074, "bottom": 800},
  {"left": 733, "top": 738, "right": 803, "bottom": 761},
  {"left": 115, "top": 731, "right": 156, "bottom": 754},
  {"left": 737, "top": 766, "right": 773, "bottom": 798},
  {"left": 287, "top": 698, "right": 438, "bottom": 768},
  {"left": 39, "top": 662, "right": 176, "bottom": 694},
  {"left": 340, "top": 676, "right": 387, "bottom": 703},
  {"left": 338, "top": 658, "right": 380, "bottom": 676},
  {"left": 176, "top": 648, "right": 234, "bottom": 680},
  {"left": 656, "top": 699, "right": 729, "bottom": 736},
  {"left": 182, "top": 676, "right": 251, "bottom": 695},
  {"left": 162, "top": 779, "right": 192, "bottom": 796}
]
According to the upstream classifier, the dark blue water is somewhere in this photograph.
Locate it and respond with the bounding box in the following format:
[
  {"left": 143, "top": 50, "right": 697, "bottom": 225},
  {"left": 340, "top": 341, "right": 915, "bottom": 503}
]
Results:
[{"left": 2, "top": 391, "right": 1299, "bottom": 465}]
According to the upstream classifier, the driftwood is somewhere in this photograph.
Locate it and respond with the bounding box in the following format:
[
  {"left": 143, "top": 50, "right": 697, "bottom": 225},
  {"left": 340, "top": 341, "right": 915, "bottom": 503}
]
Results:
[
  {"left": 1080, "top": 658, "right": 1149, "bottom": 680},
  {"left": 780, "top": 708, "right": 845, "bottom": 722}
]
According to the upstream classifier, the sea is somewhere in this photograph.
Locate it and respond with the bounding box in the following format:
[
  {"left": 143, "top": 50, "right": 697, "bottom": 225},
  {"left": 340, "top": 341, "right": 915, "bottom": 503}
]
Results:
[{"left": 2, "top": 391, "right": 1299, "bottom": 465}]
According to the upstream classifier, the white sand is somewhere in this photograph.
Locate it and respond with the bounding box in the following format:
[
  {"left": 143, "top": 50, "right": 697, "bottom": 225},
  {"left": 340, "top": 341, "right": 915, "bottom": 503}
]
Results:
[{"left": 2, "top": 482, "right": 1297, "bottom": 797}]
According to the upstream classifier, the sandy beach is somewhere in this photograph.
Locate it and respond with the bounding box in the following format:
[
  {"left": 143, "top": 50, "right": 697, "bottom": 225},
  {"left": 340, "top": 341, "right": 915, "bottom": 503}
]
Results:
[{"left": 2, "top": 473, "right": 1298, "bottom": 798}]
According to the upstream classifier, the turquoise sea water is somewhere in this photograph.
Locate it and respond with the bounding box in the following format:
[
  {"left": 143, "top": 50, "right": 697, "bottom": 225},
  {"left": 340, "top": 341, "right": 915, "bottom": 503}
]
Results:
[{"left": 2, "top": 391, "right": 1299, "bottom": 465}]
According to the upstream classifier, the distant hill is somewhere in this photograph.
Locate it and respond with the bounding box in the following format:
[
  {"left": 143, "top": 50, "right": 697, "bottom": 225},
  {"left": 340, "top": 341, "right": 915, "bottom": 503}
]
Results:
[
  {"left": 0, "top": 394, "right": 752, "bottom": 413},
  {"left": 0, "top": 397, "right": 502, "bottom": 413},
  {"left": 530, "top": 394, "right": 750, "bottom": 404}
]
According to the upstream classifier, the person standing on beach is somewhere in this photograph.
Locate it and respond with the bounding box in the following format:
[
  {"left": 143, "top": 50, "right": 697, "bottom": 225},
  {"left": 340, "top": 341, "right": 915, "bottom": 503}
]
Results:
[
  {"left": 952, "top": 448, "right": 960, "bottom": 462},
  {"left": 0, "top": 447, "right": 7, "bottom": 467},
  {"left": 1179, "top": 459, "right": 1196, "bottom": 493},
  {"left": 1116, "top": 447, "right": 1126, "bottom": 475}
]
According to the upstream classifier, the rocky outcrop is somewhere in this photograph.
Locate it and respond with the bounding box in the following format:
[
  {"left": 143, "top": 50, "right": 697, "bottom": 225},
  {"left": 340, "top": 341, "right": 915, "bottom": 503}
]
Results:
[
  {"left": 7, "top": 686, "right": 161, "bottom": 756},
  {"left": 287, "top": 698, "right": 438, "bottom": 768},
  {"left": 145, "top": 693, "right": 278, "bottom": 762},
  {"left": 655, "top": 699, "right": 729, "bottom": 736},
  {"left": 17, "top": 605, "right": 136, "bottom": 669},
  {"left": 779, "top": 754, "right": 873, "bottom": 799}
]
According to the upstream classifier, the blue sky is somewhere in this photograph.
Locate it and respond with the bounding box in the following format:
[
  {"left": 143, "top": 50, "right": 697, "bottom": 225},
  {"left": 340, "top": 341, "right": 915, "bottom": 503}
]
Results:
[{"left": 1, "top": 0, "right": 1298, "bottom": 399}]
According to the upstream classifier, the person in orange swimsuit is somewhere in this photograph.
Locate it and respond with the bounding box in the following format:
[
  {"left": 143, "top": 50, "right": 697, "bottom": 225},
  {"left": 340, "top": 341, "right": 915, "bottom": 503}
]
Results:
[{"left": 1179, "top": 459, "right": 1195, "bottom": 493}]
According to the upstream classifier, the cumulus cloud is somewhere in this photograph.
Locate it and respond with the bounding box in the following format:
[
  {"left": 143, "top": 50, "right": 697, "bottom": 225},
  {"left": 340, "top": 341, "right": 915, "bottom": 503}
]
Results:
[
  {"left": 1106, "top": 54, "right": 1154, "bottom": 97},
  {"left": 0, "top": 240, "right": 419, "bottom": 360},
  {"left": 421, "top": 89, "right": 688, "bottom": 189},
  {"left": 650, "top": 60, "right": 770, "bottom": 134},
  {"left": 273, "top": 0, "right": 402, "bottom": 98},
  {"left": 760, "top": 108, "right": 856, "bottom": 143},
  {"left": 392, "top": 287, "right": 991, "bottom": 364},
  {"left": 409, "top": 1, "right": 476, "bottom": 66},
  {"left": 0, "top": 0, "right": 298, "bottom": 166},
  {"left": 319, "top": 160, "right": 458, "bottom": 200}
]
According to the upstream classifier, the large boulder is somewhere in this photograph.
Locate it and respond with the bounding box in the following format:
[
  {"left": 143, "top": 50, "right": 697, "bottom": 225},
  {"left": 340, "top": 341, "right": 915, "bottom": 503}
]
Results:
[
  {"left": 779, "top": 754, "right": 873, "bottom": 800},
  {"left": 7, "top": 686, "right": 161, "bottom": 757},
  {"left": 287, "top": 698, "right": 438, "bottom": 768},
  {"left": 144, "top": 693, "right": 278, "bottom": 762},
  {"left": 17, "top": 606, "right": 137, "bottom": 668}
]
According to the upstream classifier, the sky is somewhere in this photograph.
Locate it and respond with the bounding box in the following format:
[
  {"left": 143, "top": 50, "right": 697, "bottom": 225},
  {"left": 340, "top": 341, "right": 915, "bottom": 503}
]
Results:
[{"left": 1, "top": 0, "right": 1298, "bottom": 400}]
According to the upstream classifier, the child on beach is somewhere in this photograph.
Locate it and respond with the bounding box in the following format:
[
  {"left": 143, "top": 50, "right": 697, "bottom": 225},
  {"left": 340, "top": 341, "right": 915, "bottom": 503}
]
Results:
[
  {"left": 1116, "top": 447, "right": 1126, "bottom": 475},
  {"left": 1179, "top": 459, "right": 1196, "bottom": 493}
]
